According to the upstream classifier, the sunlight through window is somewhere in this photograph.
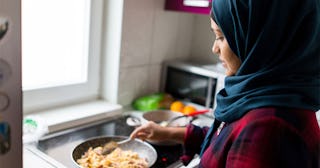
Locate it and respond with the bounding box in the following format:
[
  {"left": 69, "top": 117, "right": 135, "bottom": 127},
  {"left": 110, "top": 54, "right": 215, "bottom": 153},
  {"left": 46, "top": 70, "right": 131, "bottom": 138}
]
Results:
[{"left": 22, "top": 0, "right": 91, "bottom": 90}]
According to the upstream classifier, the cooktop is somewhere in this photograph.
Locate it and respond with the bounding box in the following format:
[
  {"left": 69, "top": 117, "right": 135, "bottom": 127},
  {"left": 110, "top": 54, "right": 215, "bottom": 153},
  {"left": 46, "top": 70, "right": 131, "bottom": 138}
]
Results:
[{"left": 36, "top": 115, "right": 184, "bottom": 168}]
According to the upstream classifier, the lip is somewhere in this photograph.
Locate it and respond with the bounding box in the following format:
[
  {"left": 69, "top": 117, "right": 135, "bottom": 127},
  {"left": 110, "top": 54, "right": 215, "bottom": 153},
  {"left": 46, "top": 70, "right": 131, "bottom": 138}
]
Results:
[{"left": 220, "top": 60, "right": 227, "bottom": 68}]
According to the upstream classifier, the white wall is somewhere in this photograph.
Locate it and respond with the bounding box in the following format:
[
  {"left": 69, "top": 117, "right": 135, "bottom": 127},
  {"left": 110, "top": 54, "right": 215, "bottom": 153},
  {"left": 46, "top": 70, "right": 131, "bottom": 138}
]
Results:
[{"left": 117, "top": 0, "right": 218, "bottom": 106}]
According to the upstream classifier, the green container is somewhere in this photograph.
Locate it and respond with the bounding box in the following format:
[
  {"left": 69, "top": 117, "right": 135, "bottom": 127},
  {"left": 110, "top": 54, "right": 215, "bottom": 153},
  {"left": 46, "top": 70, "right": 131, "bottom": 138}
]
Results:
[{"left": 132, "top": 93, "right": 174, "bottom": 111}]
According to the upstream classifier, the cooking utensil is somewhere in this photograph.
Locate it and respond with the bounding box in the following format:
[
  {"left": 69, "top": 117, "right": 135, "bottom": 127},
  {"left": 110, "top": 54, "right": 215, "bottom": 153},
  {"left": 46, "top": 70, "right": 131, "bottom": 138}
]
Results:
[
  {"left": 72, "top": 136, "right": 157, "bottom": 167},
  {"left": 101, "top": 137, "right": 132, "bottom": 155}
]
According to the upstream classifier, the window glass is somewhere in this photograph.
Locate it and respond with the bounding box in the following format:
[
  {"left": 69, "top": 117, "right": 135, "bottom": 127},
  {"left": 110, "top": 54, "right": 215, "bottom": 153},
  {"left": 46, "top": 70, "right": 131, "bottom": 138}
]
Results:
[
  {"left": 22, "top": 0, "right": 90, "bottom": 90},
  {"left": 22, "top": 0, "right": 102, "bottom": 113}
]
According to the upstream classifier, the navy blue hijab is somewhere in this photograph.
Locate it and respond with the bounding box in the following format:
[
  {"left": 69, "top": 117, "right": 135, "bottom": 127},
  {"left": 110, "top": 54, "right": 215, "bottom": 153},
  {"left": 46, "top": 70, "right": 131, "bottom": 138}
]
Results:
[{"left": 211, "top": 0, "right": 320, "bottom": 123}]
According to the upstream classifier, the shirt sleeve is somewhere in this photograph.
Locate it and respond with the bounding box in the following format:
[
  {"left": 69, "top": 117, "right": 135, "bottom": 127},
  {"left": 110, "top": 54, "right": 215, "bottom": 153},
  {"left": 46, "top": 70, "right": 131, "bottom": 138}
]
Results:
[
  {"left": 180, "top": 124, "right": 209, "bottom": 165},
  {"left": 226, "top": 117, "right": 315, "bottom": 168}
]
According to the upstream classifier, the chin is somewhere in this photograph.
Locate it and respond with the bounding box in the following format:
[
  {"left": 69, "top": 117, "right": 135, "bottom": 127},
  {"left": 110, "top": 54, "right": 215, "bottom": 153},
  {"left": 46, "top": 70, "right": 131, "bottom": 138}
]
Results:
[
  {"left": 225, "top": 70, "right": 236, "bottom": 76},
  {"left": 225, "top": 72, "right": 231, "bottom": 76}
]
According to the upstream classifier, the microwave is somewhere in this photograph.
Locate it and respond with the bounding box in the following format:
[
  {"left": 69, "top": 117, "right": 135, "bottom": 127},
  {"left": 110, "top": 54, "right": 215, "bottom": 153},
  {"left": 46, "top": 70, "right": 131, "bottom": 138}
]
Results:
[{"left": 161, "top": 61, "right": 226, "bottom": 110}]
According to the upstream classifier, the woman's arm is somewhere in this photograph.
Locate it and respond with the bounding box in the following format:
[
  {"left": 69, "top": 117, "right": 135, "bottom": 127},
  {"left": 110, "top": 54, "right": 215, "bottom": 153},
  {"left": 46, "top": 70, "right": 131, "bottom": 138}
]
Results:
[{"left": 130, "top": 121, "right": 187, "bottom": 144}]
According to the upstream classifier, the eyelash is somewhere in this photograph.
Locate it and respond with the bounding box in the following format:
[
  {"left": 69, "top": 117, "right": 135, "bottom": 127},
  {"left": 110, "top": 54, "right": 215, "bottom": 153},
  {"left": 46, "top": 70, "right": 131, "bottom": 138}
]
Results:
[{"left": 215, "top": 36, "right": 224, "bottom": 41}]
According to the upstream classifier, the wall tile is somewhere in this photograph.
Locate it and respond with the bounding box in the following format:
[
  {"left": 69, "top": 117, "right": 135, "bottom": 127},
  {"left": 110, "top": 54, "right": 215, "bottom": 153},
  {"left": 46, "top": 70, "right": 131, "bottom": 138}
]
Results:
[
  {"left": 120, "top": 0, "right": 155, "bottom": 68},
  {"left": 118, "top": 0, "right": 203, "bottom": 107},
  {"left": 118, "top": 65, "right": 163, "bottom": 106},
  {"left": 150, "top": 1, "right": 180, "bottom": 64},
  {"left": 147, "top": 64, "right": 162, "bottom": 93},
  {"left": 175, "top": 13, "right": 195, "bottom": 60},
  {"left": 190, "top": 15, "right": 218, "bottom": 64},
  {"left": 118, "top": 66, "right": 150, "bottom": 106}
]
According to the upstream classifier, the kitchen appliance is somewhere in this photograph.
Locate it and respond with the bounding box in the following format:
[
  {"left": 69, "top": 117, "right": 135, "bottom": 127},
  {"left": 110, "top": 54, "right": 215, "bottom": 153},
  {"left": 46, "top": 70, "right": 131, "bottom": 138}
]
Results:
[
  {"left": 0, "top": 0, "right": 22, "bottom": 167},
  {"left": 161, "top": 61, "right": 225, "bottom": 110},
  {"left": 26, "top": 116, "right": 189, "bottom": 168}
]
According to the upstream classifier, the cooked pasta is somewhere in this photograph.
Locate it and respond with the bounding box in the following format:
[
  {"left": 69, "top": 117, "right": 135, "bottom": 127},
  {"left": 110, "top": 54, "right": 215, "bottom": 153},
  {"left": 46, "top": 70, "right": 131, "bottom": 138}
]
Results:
[{"left": 77, "top": 146, "right": 148, "bottom": 168}]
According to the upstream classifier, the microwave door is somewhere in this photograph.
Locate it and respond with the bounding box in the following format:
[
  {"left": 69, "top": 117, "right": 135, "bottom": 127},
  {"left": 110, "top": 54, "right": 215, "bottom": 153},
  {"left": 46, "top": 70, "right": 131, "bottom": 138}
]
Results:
[{"left": 163, "top": 65, "right": 214, "bottom": 108}]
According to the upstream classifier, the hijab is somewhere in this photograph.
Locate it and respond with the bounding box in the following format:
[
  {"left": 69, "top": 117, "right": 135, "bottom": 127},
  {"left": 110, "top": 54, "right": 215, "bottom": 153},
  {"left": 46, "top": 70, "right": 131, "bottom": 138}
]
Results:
[
  {"left": 200, "top": 0, "right": 320, "bottom": 157},
  {"left": 211, "top": 0, "right": 320, "bottom": 123}
]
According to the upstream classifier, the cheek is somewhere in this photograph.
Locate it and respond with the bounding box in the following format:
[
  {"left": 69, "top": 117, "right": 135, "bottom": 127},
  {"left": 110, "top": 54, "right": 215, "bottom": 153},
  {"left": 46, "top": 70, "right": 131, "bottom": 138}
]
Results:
[
  {"left": 223, "top": 48, "right": 241, "bottom": 75},
  {"left": 220, "top": 44, "right": 231, "bottom": 60},
  {"left": 227, "top": 56, "right": 241, "bottom": 75}
]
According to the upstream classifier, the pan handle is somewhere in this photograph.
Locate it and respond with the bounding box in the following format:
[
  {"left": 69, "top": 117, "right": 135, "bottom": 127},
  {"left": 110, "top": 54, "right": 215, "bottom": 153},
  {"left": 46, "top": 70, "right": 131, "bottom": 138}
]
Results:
[{"left": 186, "top": 109, "right": 210, "bottom": 117}]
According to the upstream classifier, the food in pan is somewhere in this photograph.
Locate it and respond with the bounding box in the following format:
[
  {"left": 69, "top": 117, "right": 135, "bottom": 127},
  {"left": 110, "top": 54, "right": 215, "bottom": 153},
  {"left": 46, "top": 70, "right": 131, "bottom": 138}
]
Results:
[{"left": 77, "top": 143, "right": 148, "bottom": 168}]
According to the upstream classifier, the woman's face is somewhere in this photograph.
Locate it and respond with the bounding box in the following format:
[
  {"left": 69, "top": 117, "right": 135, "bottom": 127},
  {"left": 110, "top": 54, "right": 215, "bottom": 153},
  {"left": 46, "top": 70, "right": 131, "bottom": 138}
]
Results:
[{"left": 211, "top": 18, "right": 241, "bottom": 76}]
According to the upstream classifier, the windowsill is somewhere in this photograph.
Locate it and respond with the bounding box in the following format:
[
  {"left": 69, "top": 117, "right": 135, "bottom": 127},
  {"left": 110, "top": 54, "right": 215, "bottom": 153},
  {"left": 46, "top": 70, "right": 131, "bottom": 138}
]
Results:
[{"left": 24, "top": 100, "right": 123, "bottom": 134}]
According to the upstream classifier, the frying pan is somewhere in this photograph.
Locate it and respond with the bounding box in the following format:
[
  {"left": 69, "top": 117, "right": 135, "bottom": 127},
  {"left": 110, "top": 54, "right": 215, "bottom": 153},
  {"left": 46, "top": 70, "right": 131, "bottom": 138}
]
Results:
[
  {"left": 126, "top": 109, "right": 210, "bottom": 146},
  {"left": 127, "top": 110, "right": 191, "bottom": 128},
  {"left": 127, "top": 109, "right": 210, "bottom": 127},
  {"left": 72, "top": 135, "right": 157, "bottom": 167}
]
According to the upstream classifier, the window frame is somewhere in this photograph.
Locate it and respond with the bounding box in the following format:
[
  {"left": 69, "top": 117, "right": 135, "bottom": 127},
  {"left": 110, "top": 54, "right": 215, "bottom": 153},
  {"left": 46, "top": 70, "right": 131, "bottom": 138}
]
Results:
[{"left": 23, "top": 0, "right": 104, "bottom": 113}]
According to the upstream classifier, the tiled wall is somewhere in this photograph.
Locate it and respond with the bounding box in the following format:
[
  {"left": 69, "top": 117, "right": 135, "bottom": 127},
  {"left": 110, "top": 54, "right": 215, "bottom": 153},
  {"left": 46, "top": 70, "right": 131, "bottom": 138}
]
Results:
[
  {"left": 190, "top": 15, "right": 218, "bottom": 64},
  {"left": 118, "top": 0, "right": 217, "bottom": 106}
]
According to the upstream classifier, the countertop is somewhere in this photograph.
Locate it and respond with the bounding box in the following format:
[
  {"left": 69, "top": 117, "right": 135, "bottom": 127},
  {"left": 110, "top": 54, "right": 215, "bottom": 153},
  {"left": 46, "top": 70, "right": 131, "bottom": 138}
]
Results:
[
  {"left": 23, "top": 110, "right": 214, "bottom": 168},
  {"left": 23, "top": 105, "right": 320, "bottom": 168},
  {"left": 23, "top": 100, "right": 123, "bottom": 168},
  {"left": 24, "top": 146, "right": 66, "bottom": 168},
  {"left": 24, "top": 148, "right": 54, "bottom": 168}
]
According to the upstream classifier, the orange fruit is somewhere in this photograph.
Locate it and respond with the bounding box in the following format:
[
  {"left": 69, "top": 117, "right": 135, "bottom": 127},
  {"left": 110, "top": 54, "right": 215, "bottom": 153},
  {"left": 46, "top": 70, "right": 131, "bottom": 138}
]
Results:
[
  {"left": 170, "top": 101, "right": 185, "bottom": 112},
  {"left": 182, "top": 105, "right": 197, "bottom": 115}
]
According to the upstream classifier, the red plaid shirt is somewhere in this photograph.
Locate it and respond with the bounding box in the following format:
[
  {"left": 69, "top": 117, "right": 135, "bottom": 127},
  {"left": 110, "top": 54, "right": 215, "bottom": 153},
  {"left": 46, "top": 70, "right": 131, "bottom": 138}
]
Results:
[{"left": 182, "top": 107, "right": 320, "bottom": 168}]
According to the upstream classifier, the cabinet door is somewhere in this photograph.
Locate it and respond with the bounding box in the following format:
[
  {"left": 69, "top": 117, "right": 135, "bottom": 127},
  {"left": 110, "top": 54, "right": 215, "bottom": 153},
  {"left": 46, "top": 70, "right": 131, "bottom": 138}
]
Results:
[{"left": 165, "top": 0, "right": 212, "bottom": 15}]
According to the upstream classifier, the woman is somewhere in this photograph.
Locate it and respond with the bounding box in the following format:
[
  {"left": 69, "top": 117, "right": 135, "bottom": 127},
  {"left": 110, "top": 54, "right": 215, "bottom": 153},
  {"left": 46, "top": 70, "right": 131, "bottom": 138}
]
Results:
[{"left": 131, "top": 0, "right": 320, "bottom": 167}]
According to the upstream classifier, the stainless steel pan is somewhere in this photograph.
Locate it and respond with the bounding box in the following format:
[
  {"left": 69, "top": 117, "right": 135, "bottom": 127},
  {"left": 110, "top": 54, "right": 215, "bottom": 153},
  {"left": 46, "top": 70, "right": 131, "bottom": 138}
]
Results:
[
  {"left": 127, "top": 110, "right": 192, "bottom": 127},
  {"left": 72, "top": 135, "right": 157, "bottom": 167},
  {"left": 126, "top": 110, "right": 193, "bottom": 146}
]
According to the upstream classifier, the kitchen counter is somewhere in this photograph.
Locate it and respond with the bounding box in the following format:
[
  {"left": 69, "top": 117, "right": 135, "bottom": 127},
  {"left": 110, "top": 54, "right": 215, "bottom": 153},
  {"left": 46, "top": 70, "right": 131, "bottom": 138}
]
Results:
[
  {"left": 24, "top": 148, "right": 54, "bottom": 168},
  {"left": 23, "top": 100, "right": 123, "bottom": 168},
  {"left": 23, "top": 107, "right": 319, "bottom": 168},
  {"left": 23, "top": 145, "right": 201, "bottom": 168},
  {"left": 22, "top": 109, "right": 214, "bottom": 168},
  {"left": 24, "top": 146, "right": 67, "bottom": 168}
]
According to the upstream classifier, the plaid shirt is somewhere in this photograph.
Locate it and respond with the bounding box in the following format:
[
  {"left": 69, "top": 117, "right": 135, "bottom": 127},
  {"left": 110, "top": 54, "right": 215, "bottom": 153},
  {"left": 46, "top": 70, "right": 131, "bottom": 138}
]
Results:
[{"left": 181, "top": 107, "right": 320, "bottom": 168}]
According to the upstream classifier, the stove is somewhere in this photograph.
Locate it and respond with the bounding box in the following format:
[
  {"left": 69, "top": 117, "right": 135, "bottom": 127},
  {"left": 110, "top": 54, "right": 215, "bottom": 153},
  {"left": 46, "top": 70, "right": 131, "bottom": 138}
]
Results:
[{"left": 34, "top": 115, "right": 184, "bottom": 168}]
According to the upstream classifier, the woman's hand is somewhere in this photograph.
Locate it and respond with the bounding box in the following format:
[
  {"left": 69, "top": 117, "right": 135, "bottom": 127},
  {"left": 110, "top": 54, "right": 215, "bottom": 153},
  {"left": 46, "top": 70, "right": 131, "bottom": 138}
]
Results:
[
  {"left": 130, "top": 121, "right": 167, "bottom": 141},
  {"left": 130, "top": 121, "right": 187, "bottom": 143}
]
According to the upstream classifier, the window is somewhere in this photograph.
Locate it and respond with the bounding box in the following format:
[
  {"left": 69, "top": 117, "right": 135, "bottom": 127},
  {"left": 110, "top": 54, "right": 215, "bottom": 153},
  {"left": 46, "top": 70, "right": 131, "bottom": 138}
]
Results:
[{"left": 22, "top": 0, "right": 103, "bottom": 113}]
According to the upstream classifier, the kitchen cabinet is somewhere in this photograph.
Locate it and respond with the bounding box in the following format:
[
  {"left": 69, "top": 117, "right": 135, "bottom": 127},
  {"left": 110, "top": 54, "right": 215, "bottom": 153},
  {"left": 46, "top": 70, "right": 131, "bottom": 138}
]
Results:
[{"left": 165, "top": 0, "right": 212, "bottom": 15}]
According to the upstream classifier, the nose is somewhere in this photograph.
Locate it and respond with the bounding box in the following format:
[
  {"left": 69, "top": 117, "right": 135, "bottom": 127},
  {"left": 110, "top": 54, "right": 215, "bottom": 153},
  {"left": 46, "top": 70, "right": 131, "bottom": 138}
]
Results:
[{"left": 212, "top": 41, "right": 219, "bottom": 55}]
